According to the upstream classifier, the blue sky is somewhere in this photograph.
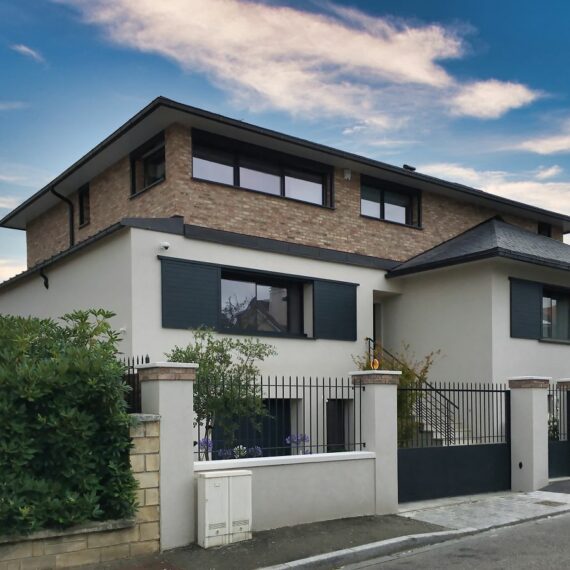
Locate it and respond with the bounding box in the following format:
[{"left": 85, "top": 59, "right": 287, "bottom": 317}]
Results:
[{"left": 2, "top": 0, "right": 570, "bottom": 280}]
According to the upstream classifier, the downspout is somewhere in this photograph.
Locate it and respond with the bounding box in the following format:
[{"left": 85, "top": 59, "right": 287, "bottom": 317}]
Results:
[{"left": 50, "top": 187, "right": 75, "bottom": 247}]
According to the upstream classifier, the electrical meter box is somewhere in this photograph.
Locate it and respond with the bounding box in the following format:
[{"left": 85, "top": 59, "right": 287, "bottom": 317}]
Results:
[{"left": 197, "top": 470, "right": 252, "bottom": 548}]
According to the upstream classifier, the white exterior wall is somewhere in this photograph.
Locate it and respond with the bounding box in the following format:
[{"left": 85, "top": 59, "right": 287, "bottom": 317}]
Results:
[
  {"left": 194, "top": 453, "right": 375, "bottom": 531},
  {"left": 129, "top": 228, "right": 400, "bottom": 376},
  {"left": 491, "top": 260, "right": 570, "bottom": 382},
  {"left": 382, "top": 262, "right": 495, "bottom": 381},
  {"left": 0, "top": 231, "right": 134, "bottom": 354}
]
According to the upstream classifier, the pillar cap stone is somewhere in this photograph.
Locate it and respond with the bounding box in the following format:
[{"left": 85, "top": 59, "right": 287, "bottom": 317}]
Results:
[
  {"left": 138, "top": 362, "right": 198, "bottom": 382},
  {"left": 350, "top": 370, "right": 402, "bottom": 385},
  {"left": 508, "top": 376, "right": 550, "bottom": 389},
  {"left": 556, "top": 379, "right": 570, "bottom": 388}
]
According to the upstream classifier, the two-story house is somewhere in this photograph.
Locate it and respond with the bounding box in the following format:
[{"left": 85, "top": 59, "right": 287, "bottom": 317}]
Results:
[{"left": 1, "top": 97, "right": 569, "bottom": 382}]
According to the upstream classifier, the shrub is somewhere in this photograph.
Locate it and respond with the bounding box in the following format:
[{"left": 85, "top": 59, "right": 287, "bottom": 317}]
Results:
[
  {"left": 166, "top": 328, "right": 276, "bottom": 460},
  {"left": 0, "top": 309, "right": 137, "bottom": 535}
]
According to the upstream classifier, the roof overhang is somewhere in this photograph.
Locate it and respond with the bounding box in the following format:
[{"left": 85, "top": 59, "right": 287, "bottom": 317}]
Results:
[{"left": 3, "top": 97, "right": 570, "bottom": 232}]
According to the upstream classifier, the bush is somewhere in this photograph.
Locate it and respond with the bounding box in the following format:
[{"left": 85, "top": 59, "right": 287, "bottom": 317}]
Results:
[{"left": 0, "top": 310, "right": 137, "bottom": 535}]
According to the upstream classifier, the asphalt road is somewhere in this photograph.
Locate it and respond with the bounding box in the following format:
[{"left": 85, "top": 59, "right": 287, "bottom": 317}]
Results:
[{"left": 347, "top": 511, "right": 570, "bottom": 569}]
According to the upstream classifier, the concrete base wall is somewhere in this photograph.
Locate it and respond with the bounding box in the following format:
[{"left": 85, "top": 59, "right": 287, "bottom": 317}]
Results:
[{"left": 195, "top": 453, "right": 376, "bottom": 531}]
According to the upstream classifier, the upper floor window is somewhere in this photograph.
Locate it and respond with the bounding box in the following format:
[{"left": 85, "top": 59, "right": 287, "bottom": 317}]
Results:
[
  {"left": 543, "top": 289, "right": 570, "bottom": 341},
  {"left": 131, "top": 132, "right": 165, "bottom": 196},
  {"left": 192, "top": 130, "right": 333, "bottom": 207},
  {"left": 538, "top": 222, "right": 552, "bottom": 238},
  {"left": 360, "top": 176, "right": 420, "bottom": 227},
  {"left": 78, "top": 184, "right": 90, "bottom": 227}
]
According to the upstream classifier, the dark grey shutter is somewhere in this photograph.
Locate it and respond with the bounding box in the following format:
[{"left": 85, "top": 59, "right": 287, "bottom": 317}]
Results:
[
  {"left": 161, "top": 258, "right": 220, "bottom": 329},
  {"left": 510, "top": 278, "right": 542, "bottom": 339},
  {"left": 313, "top": 280, "right": 357, "bottom": 341}
]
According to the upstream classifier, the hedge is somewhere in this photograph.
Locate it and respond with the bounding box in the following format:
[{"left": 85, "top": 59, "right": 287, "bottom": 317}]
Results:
[{"left": 0, "top": 309, "right": 137, "bottom": 535}]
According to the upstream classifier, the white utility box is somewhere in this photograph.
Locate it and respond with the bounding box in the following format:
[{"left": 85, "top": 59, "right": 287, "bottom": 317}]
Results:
[{"left": 196, "top": 470, "right": 252, "bottom": 548}]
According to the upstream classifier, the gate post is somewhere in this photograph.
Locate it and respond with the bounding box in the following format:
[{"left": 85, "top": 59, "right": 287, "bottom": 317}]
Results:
[
  {"left": 509, "top": 376, "right": 550, "bottom": 492},
  {"left": 350, "top": 370, "right": 401, "bottom": 514},
  {"left": 138, "top": 362, "right": 198, "bottom": 550}
]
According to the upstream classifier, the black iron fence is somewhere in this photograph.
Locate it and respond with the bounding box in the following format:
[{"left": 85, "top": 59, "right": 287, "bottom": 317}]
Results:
[
  {"left": 122, "top": 355, "right": 149, "bottom": 413},
  {"left": 548, "top": 384, "right": 569, "bottom": 441},
  {"left": 195, "top": 375, "right": 364, "bottom": 461},
  {"left": 398, "top": 382, "right": 510, "bottom": 448}
]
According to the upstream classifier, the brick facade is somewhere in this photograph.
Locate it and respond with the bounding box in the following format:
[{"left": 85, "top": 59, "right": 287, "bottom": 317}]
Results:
[
  {"left": 25, "top": 123, "right": 561, "bottom": 267},
  {"left": 0, "top": 415, "right": 160, "bottom": 569}
]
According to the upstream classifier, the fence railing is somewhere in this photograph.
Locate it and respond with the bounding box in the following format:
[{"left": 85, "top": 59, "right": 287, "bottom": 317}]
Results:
[
  {"left": 548, "top": 384, "right": 569, "bottom": 441},
  {"left": 195, "top": 376, "right": 364, "bottom": 461},
  {"left": 398, "top": 382, "right": 510, "bottom": 449},
  {"left": 123, "top": 355, "right": 149, "bottom": 413}
]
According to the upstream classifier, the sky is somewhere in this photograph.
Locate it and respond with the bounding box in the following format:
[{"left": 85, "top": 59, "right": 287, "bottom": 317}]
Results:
[{"left": 2, "top": 0, "right": 570, "bottom": 281}]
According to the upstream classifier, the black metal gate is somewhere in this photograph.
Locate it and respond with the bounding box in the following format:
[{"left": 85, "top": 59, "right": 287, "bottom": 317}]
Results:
[
  {"left": 398, "top": 382, "right": 511, "bottom": 503},
  {"left": 548, "top": 385, "right": 570, "bottom": 478}
]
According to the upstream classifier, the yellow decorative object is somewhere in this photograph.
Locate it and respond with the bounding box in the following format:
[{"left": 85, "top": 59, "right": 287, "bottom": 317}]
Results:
[{"left": 371, "top": 358, "right": 380, "bottom": 370}]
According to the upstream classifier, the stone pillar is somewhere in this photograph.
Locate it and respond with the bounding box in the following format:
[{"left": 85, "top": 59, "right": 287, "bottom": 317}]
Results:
[
  {"left": 509, "top": 376, "right": 550, "bottom": 492},
  {"left": 138, "top": 363, "right": 198, "bottom": 550},
  {"left": 350, "top": 370, "right": 401, "bottom": 514}
]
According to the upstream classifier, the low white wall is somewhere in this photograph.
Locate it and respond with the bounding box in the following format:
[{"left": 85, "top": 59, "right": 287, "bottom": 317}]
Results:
[{"left": 194, "top": 452, "right": 376, "bottom": 531}]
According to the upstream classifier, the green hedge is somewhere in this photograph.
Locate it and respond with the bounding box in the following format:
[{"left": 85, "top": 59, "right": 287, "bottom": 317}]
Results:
[{"left": 0, "top": 310, "right": 137, "bottom": 535}]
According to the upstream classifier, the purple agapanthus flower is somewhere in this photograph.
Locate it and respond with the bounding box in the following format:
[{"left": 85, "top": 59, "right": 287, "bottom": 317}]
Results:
[
  {"left": 285, "top": 433, "right": 310, "bottom": 445},
  {"left": 198, "top": 437, "right": 213, "bottom": 451},
  {"left": 216, "top": 448, "right": 234, "bottom": 460},
  {"left": 247, "top": 446, "right": 263, "bottom": 457}
]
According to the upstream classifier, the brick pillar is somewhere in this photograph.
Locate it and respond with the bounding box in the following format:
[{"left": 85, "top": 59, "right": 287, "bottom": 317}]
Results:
[
  {"left": 509, "top": 377, "right": 550, "bottom": 492},
  {"left": 138, "top": 363, "right": 198, "bottom": 550},
  {"left": 350, "top": 370, "right": 401, "bottom": 514}
]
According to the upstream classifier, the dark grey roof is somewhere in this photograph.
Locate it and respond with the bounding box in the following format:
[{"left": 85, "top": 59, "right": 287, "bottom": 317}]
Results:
[{"left": 387, "top": 218, "right": 570, "bottom": 278}]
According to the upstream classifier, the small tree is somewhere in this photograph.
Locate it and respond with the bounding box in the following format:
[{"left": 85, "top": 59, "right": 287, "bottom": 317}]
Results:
[{"left": 166, "top": 329, "right": 276, "bottom": 460}]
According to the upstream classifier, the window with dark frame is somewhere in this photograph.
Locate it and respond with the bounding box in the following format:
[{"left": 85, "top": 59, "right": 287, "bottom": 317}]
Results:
[
  {"left": 542, "top": 288, "right": 570, "bottom": 341},
  {"left": 360, "top": 176, "right": 420, "bottom": 227},
  {"left": 538, "top": 222, "right": 552, "bottom": 238},
  {"left": 220, "top": 270, "right": 303, "bottom": 336},
  {"left": 192, "top": 130, "right": 333, "bottom": 207},
  {"left": 131, "top": 132, "right": 166, "bottom": 195},
  {"left": 78, "top": 184, "right": 90, "bottom": 226}
]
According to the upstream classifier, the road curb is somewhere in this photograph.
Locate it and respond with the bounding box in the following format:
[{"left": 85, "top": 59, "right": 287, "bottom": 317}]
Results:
[
  {"left": 262, "top": 506, "right": 570, "bottom": 569},
  {"left": 261, "top": 528, "right": 477, "bottom": 569}
]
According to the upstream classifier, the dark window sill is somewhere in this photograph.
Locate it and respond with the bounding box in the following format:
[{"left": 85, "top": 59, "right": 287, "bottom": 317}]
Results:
[
  {"left": 219, "top": 328, "right": 314, "bottom": 340},
  {"left": 130, "top": 177, "right": 166, "bottom": 200},
  {"left": 78, "top": 221, "right": 90, "bottom": 229},
  {"left": 192, "top": 176, "right": 335, "bottom": 211},
  {"left": 539, "top": 337, "right": 570, "bottom": 346},
  {"left": 360, "top": 214, "right": 422, "bottom": 230}
]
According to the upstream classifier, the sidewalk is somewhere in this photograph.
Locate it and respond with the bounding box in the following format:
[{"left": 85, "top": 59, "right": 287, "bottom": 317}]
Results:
[{"left": 85, "top": 481, "right": 570, "bottom": 570}]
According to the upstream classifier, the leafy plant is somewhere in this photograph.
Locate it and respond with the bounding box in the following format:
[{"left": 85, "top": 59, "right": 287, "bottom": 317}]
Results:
[
  {"left": 166, "top": 328, "right": 276, "bottom": 460},
  {"left": 352, "top": 339, "right": 440, "bottom": 447},
  {"left": 0, "top": 309, "right": 137, "bottom": 535},
  {"left": 549, "top": 414, "right": 560, "bottom": 441}
]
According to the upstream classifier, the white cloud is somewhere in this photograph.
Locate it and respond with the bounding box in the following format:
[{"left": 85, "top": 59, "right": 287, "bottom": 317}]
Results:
[
  {"left": 516, "top": 133, "right": 570, "bottom": 155},
  {"left": 450, "top": 80, "right": 541, "bottom": 119},
  {"left": 419, "top": 162, "right": 570, "bottom": 215},
  {"left": 0, "top": 196, "right": 21, "bottom": 209},
  {"left": 10, "top": 43, "right": 45, "bottom": 63},
  {"left": 535, "top": 165, "right": 562, "bottom": 180},
  {"left": 0, "top": 101, "right": 27, "bottom": 111},
  {"left": 0, "top": 162, "right": 53, "bottom": 189},
  {"left": 0, "top": 259, "right": 26, "bottom": 283},
  {"left": 56, "top": 0, "right": 538, "bottom": 126}
]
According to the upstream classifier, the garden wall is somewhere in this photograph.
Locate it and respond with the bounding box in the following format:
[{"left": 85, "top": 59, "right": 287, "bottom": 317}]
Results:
[{"left": 0, "top": 415, "right": 160, "bottom": 569}]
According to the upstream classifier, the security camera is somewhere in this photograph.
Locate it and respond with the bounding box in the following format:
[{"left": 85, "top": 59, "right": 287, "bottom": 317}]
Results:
[{"left": 159, "top": 241, "right": 170, "bottom": 251}]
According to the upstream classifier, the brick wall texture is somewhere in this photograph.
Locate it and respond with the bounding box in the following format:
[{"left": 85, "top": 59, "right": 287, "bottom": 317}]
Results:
[
  {"left": 25, "top": 123, "right": 563, "bottom": 267},
  {"left": 0, "top": 417, "right": 160, "bottom": 569}
]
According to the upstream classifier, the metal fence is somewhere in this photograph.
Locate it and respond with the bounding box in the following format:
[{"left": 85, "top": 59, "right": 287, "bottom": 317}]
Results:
[
  {"left": 195, "top": 376, "right": 364, "bottom": 461},
  {"left": 398, "top": 382, "right": 510, "bottom": 449},
  {"left": 548, "top": 384, "right": 568, "bottom": 441},
  {"left": 123, "top": 355, "right": 149, "bottom": 413}
]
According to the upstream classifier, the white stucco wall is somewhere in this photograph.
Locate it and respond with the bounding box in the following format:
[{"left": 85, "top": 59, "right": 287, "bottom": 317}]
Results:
[
  {"left": 129, "top": 228, "right": 400, "bottom": 377},
  {"left": 194, "top": 453, "right": 376, "bottom": 531},
  {"left": 381, "top": 261, "right": 495, "bottom": 381},
  {"left": 491, "top": 260, "right": 570, "bottom": 381},
  {"left": 0, "top": 231, "right": 134, "bottom": 354}
]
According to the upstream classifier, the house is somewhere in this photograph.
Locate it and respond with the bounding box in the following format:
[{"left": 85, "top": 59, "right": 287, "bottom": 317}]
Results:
[{"left": 0, "top": 96, "right": 569, "bottom": 383}]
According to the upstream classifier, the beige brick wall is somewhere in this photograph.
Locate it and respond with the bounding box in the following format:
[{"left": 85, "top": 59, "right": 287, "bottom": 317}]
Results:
[
  {"left": 0, "top": 416, "right": 160, "bottom": 569},
  {"left": 25, "top": 123, "right": 561, "bottom": 267}
]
